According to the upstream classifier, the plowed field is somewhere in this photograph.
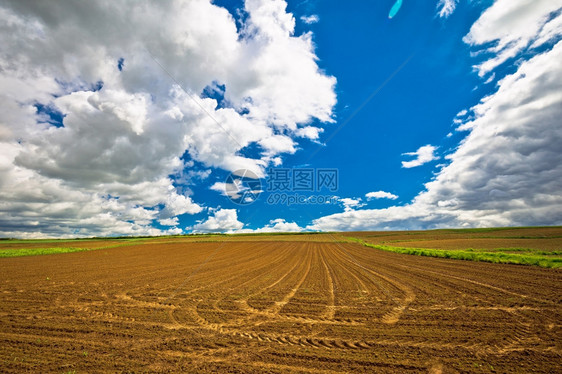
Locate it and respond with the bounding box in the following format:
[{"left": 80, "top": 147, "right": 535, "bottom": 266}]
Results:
[{"left": 1, "top": 238, "right": 561, "bottom": 373}]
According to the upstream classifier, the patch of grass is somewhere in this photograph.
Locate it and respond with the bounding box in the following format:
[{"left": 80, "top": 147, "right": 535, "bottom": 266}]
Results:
[
  {"left": 0, "top": 239, "right": 79, "bottom": 244},
  {"left": 0, "top": 247, "right": 93, "bottom": 258},
  {"left": 534, "top": 250, "right": 562, "bottom": 256},
  {"left": 0, "top": 242, "right": 146, "bottom": 258},
  {"left": 346, "top": 237, "right": 562, "bottom": 268},
  {"left": 485, "top": 248, "right": 562, "bottom": 255}
]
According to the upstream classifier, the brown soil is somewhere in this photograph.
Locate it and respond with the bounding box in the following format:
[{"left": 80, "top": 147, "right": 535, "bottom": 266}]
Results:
[
  {"left": 1, "top": 238, "right": 560, "bottom": 373},
  {"left": 376, "top": 238, "right": 561, "bottom": 252},
  {"left": 349, "top": 227, "right": 562, "bottom": 252}
]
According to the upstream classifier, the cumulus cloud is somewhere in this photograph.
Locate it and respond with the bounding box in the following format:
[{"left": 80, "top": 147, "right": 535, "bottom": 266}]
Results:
[
  {"left": 401, "top": 145, "right": 439, "bottom": 168},
  {"left": 295, "top": 126, "right": 324, "bottom": 140},
  {"left": 0, "top": 162, "right": 186, "bottom": 239},
  {"left": 339, "top": 198, "right": 365, "bottom": 212},
  {"left": 249, "top": 218, "right": 304, "bottom": 233},
  {"left": 159, "top": 217, "right": 179, "bottom": 227},
  {"left": 300, "top": 15, "right": 319, "bottom": 24},
  {"left": 190, "top": 209, "right": 244, "bottom": 233},
  {"left": 366, "top": 191, "right": 398, "bottom": 200},
  {"left": 464, "top": 0, "right": 562, "bottom": 76},
  {"left": 0, "top": 0, "right": 336, "bottom": 237},
  {"left": 210, "top": 182, "right": 236, "bottom": 198},
  {"left": 309, "top": 3, "right": 562, "bottom": 232},
  {"left": 308, "top": 205, "right": 436, "bottom": 232},
  {"left": 436, "top": 0, "right": 458, "bottom": 18}
]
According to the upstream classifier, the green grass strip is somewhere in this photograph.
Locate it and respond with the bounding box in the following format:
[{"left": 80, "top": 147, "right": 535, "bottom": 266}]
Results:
[
  {"left": 0, "top": 239, "right": 232, "bottom": 258},
  {"left": 0, "top": 247, "right": 95, "bottom": 258},
  {"left": 346, "top": 237, "right": 562, "bottom": 268},
  {"left": 0, "top": 241, "right": 152, "bottom": 258}
]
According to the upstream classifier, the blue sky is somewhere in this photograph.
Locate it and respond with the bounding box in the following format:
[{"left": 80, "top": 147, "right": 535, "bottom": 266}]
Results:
[
  {"left": 189, "top": 0, "right": 483, "bottom": 229},
  {"left": 0, "top": 0, "right": 561, "bottom": 237}
]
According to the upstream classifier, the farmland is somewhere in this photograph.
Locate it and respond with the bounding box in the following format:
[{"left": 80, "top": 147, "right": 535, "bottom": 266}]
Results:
[{"left": 1, "top": 228, "right": 561, "bottom": 372}]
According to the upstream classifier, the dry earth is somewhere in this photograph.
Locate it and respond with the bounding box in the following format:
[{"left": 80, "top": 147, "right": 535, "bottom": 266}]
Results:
[{"left": 1, "top": 235, "right": 561, "bottom": 372}]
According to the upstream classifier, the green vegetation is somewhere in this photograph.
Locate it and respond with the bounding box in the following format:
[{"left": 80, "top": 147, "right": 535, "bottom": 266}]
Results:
[
  {"left": 0, "top": 238, "right": 83, "bottom": 244},
  {"left": 0, "top": 242, "right": 145, "bottom": 258},
  {"left": 0, "top": 237, "right": 144, "bottom": 244},
  {"left": 346, "top": 237, "right": 562, "bottom": 268},
  {"left": 477, "top": 248, "right": 562, "bottom": 255},
  {"left": 0, "top": 247, "right": 93, "bottom": 258}
]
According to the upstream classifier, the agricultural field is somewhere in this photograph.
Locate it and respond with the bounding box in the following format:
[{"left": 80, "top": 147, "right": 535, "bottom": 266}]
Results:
[{"left": 0, "top": 227, "right": 561, "bottom": 373}]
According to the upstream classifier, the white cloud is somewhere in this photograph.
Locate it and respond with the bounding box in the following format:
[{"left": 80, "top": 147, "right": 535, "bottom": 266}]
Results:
[
  {"left": 401, "top": 145, "right": 439, "bottom": 168},
  {"left": 190, "top": 208, "right": 244, "bottom": 233},
  {"left": 210, "top": 181, "right": 240, "bottom": 199},
  {"left": 250, "top": 218, "right": 304, "bottom": 233},
  {"left": 456, "top": 109, "right": 468, "bottom": 117},
  {"left": 464, "top": 0, "right": 562, "bottom": 76},
  {"left": 366, "top": 191, "right": 398, "bottom": 200},
  {"left": 308, "top": 204, "right": 432, "bottom": 232},
  {"left": 295, "top": 126, "right": 324, "bottom": 140},
  {"left": 259, "top": 135, "right": 296, "bottom": 157},
  {"left": 0, "top": 0, "right": 337, "bottom": 237},
  {"left": 483, "top": 72, "right": 496, "bottom": 85},
  {"left": 339, "top": 197, "right": 365, "bottom": 212},
  {"left": 530, "top": 10, "right": 562, "bottom": 48},
  {"left": 159, "top": 217, "right": 179, "bottom": 226},
  {"left": 436, "top": 0, "right": 458, "bottom": 18},
  {"left": 300, "top": 15, "right": 319, "bottom": 24}
]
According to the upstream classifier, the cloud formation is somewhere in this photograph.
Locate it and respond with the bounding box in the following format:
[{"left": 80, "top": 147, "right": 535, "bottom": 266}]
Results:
[
  {"left": 159, "top": 217, "right": 179, "bottom": 227},
  {"left": 401, "top": 145, "right": 439, "bottom": 168},
  {"left": 190, "top": 209, "right": 244, "bottom": 233},
  {"left": 339, "top": 198, "right": 366, "bottom": 212},
  {"left": 250, "top": 218, "right": 304, "bottom": 233},
  {"left": 300, "top": 15, "right": 319, "bottom": 24},
  {"left": 436, "top": 0, "right": 458, "bottom": 18},
  {"left": 0, "top": 0, "right": 336, "bottom": 237},
  {"left": 366, "top": 191, "right": 398, "bottom": 200},
  {"left": 464, "top": 0, "right": 562, "bottom": 76}
]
